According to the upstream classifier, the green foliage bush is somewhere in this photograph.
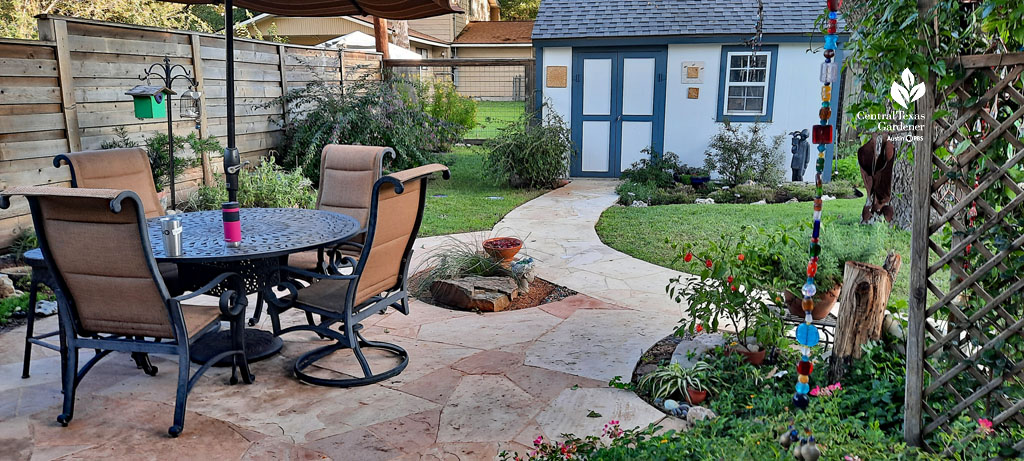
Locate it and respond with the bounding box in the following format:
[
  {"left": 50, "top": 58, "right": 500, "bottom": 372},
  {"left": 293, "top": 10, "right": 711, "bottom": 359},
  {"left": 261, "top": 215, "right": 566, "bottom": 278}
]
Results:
[
  {"left": 704, "top": 121, "right": 785, "bottom": 186},
  {"left": 614, "top": 181, "right": 657, "bottom": 205},
  {"left": 183, "top": 157, "right": 315, "bottom": 211},
  {"left": 649, "top": 185, "right": 697, "bottom": 206},
  {"left": 772, "top": 219, "right": 885, "bottom": 294},
  {"left": 0, "top": 292, "right": 29, "bottom": 326},
  {"left": 273, "top": 79, "right": 460, "bottom": 185},
  {"left": 485, "top": 109, "right": 573, "bottom": 189},
  {"left": 621, "top": 150, "right": 684, "bottom": 188},
  {"left": 101, "top": 127, "right": 218, "bottom": 193},
  {"left": 10, "top": 228, "right": 37, "bottom": 261},
  {"left": 427, "top": 80, "right": 477, "bottom": 136}
]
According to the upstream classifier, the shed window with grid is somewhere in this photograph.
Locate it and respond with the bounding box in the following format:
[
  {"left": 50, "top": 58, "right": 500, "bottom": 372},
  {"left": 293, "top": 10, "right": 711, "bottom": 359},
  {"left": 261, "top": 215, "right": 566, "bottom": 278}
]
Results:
[
  {"left": 716, "top": 45, "right": 778, "bottom": 122},
  {"left": 724, "top": 52, "right": 770, "bottom": 115}
]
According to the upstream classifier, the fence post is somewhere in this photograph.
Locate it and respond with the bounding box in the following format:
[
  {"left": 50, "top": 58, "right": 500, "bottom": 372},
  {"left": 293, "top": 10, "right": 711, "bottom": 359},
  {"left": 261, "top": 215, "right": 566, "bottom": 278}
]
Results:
[
  {"left": 904, "top": 0, "right": 936, "bottom": 447},
  {"left": 38, "top": 17, "right": 82, "bottom": 152},
  {"left": 524, "top": 59, "right": 536, "bottom": 118},
  {"left": 190, "top": 33, "right": 213, "bottom": 185}
]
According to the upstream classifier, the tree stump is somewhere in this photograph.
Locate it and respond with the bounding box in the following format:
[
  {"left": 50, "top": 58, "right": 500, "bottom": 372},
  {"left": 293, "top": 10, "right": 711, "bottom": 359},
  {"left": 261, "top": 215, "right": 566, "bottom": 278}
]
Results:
[{"left": 827, "top": 253, "right": 901, "bottom": 383}]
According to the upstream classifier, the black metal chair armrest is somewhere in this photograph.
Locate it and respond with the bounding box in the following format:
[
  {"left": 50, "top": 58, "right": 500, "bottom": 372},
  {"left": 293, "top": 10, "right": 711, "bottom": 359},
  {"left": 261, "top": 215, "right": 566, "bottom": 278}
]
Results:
[
  {"left": 280, "top": 266, "right": 357, "bottom": 282},
  {"left": 171, "top": 272, "right": 248, "bottom": 317}
]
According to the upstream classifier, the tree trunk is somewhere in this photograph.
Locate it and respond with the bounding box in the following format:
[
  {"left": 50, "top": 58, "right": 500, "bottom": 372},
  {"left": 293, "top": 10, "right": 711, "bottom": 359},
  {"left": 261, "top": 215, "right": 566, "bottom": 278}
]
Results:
[
  {"left": 827, "top": 253, "right": 901, "bottom": 383},
  {"left": 889, "top": 146, "right": 914, "bottom": 230},
  {"left": 391, "top": 20, "right": 410, "bottom": 50}
]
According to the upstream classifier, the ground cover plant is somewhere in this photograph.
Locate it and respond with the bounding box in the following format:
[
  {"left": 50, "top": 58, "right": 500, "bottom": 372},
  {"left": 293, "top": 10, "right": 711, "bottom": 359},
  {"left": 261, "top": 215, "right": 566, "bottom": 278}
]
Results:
[{"left": 183, "top": 158, "right": 316, "bottom": 211}]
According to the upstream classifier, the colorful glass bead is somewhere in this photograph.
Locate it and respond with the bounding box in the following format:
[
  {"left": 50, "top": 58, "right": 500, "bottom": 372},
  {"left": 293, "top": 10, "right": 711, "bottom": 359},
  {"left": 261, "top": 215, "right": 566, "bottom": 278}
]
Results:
[
  {"left": 827, "top": 21, "right": 837, "bottom": 35},
  {"left": 797, "top": 360, "right": 814, "bottom": 375},
  {"left": 824, "top": 34, "right": 838, "bottom": 50},
  {"left": 817, "top": 144, "right": 827, "bottom": 152},
  {"left": 793, "top": 393, "right": 810, "bottom": 409},
  {"left": 802, "top": 279, "right": 817, "bottom": 296},
  {"left": 813, "top": 210, "right": 821, "bottom": 221},
  {"left": 828, "top": 11, "right": 838, "bottom": 20},
  {"left": 821, "top": 85, "right": 831, "bottom": 101},
  {"left": 811, "top": 124, "right": 832, "bottom": 144},
  {"left": 813, "top": 200, "right": 822, "bottom": 212},
  {"left": 807, "top": 261, "right": 818, "bottom": 277},
  {"left": 796, "top": 382, "right": 811, "bottom": 394},
  {"left": 819, "top": 107, "right": 831, "bottom": 120},
  {"left": 819, "top": 61, "right": 838, "bottom": 83},
  {"left": 797, "top": 323, "right": 820, "bottom": 347},
  {"left": 810, "top": 242, "right": 821, "bottom": 257},
  {"left": 812, "top": 220, "right": 820, "bottom": 238},
  {"left": 816, "top": 157, "right": 826, "bottom": 170},
  {"left": 798, "top": 374, "right": 809, "bottom": 384},
  {"left": 827, "top": 0, "right": 841, "bottom": 11},
  {"left": 822, "top": 101, "right": 830, "bottom": 108}
]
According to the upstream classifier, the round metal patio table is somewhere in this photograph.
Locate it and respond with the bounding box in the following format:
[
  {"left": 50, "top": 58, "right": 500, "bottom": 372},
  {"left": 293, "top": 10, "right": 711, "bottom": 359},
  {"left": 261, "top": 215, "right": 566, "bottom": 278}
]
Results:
[{"left": 148, "top": 208, "right": 361, "bottom": 365}]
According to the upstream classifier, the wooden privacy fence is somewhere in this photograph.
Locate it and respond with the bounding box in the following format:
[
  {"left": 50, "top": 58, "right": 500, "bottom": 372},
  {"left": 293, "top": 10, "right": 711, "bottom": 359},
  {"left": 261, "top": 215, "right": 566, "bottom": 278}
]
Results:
[
  {"left": 0, "top": 15, "right": 383, "bottom": 248},
  {"left": 906, "top": 51, "right": 1024, "bottom": 451}
]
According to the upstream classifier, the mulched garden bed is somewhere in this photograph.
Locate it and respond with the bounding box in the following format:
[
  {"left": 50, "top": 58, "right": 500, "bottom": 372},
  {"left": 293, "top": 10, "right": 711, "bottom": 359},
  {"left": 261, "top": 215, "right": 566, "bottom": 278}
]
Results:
[{"left": 412, "top": 272, "right": 577, "bottom": 313}]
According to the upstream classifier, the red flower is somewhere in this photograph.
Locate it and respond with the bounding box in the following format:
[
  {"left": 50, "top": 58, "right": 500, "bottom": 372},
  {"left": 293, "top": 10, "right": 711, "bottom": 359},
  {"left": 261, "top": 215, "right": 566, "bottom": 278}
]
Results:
[
  {"left": 727, "top": 275, "right": 734, "bottom": 283},
  {"left": 705, "top": 259, "right": 713, "bottom": 268},
  {"left": 737, "top": 254, "right": 745, "bottom": 261},
  {"left": 696, "top": 323, "right": 704, "bottom": 332},
  {"left": 730, "top": 285, "right": 738, "bottom": 291},
  {"left": 684, "top": 252, "right": 693, "bottom": 262}
]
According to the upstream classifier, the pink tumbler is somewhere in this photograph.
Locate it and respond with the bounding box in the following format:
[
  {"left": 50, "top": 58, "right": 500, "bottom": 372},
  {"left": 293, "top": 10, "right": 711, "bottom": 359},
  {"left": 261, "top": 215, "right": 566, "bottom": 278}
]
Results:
[{"left": 222, "top": 201, "right": 241, "bottom": 248}]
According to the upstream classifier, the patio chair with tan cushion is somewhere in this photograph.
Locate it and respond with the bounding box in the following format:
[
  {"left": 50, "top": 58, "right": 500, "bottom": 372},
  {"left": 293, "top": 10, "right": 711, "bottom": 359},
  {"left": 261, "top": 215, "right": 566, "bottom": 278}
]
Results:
[
  {"left": 267, "top": 164, "right": 450, "bottom": 387},
  {"left": 53, "top": 148, "right": 182, "bottom": 294},
  {"left": 0, "top": 186, "right": 252, "bottom": 438},
  {"left": 286, "top": 145, "right": 394, "bottom": 273}
]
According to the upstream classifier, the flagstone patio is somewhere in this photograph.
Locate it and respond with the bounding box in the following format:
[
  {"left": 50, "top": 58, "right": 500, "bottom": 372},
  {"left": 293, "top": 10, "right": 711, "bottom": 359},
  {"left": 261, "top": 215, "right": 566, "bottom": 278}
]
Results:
[{"left": 0, "top": 179, "right": 692, "bottom": 460}]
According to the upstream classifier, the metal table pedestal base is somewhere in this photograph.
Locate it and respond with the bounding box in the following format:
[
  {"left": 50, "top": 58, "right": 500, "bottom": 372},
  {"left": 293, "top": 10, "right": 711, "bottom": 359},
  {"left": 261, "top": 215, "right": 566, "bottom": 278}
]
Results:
[{"left": 189, "top": 329, "right": 283, "bottom": 366}]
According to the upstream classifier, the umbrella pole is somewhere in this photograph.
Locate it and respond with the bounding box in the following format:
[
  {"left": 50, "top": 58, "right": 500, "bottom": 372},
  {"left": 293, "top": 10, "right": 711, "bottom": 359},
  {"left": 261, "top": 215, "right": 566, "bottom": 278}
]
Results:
[{"left": 223, "top": 0, "right": 240, "bottom": 203}]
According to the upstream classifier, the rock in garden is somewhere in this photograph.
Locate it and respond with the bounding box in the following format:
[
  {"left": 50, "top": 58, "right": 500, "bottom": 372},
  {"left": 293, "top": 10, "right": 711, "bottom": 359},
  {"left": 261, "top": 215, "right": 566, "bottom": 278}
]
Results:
[
  {"left": 686, "top": 406, "right": 716, "bottom": 424},
  {"left": 430, "top": 276, "right": 522, "bottom": 312},
  {"left": 635, "top": 363, "right": 658, "bottom": 377},
  {"left": 671, "top": 333, "right": 725, "bottom": 368},
  {"left": 695, "top": 198, "right": 715, "bottom": 205},
  {"left": 630, "top": 200, "right": 648, "bottom": 208},
  {"left": 0, "top": 275, "right": 17, "bottom": 299},
  {"left": 752, "top": 200, "right": 767, "bottom": 205},
  {"left": 35, "top": 300, "right": 57, "bottom": 316}
]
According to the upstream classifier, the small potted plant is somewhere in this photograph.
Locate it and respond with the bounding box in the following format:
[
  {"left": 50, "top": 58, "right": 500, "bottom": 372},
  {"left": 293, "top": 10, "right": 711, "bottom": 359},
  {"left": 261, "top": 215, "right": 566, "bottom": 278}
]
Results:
[
  {"left": 638, "top": 361, "right": 715, "bottom": 406},
  {"left": 678, "top": 165, "right": 711, "bottom": 186}
]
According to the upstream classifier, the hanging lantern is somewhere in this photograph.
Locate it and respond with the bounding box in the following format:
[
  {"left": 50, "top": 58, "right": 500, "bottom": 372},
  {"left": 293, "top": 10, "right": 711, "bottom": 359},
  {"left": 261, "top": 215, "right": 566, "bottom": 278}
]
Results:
[{"left": 180, "top": 88, "right": 202, "bottom": 120}]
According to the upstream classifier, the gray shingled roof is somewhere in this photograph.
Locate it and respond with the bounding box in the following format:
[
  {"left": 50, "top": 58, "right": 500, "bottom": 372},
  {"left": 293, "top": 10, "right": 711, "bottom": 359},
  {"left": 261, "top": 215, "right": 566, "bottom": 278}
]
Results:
[{"left": 533, "top": 0, "right": 836, "bottom": 40}]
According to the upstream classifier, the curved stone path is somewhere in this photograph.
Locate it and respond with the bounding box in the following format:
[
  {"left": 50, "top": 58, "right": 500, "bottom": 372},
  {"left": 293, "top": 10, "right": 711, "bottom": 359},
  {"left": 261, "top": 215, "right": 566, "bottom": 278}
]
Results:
[{"left": 0, "top": 179, "right": 691, "bottom": 460}]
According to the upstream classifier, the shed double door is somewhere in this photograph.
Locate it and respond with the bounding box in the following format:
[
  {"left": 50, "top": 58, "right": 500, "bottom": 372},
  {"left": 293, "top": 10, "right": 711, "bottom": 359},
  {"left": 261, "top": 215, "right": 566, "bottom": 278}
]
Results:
[{"left": 571, "top": 49, "right": 667, "bottom": 177}]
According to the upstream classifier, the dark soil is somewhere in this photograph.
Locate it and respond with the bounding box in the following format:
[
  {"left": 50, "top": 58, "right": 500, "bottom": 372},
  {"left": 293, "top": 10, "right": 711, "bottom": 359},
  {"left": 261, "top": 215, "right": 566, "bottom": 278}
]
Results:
[{"left": 482, "top": 237, "right": 522, "bottom": 249}]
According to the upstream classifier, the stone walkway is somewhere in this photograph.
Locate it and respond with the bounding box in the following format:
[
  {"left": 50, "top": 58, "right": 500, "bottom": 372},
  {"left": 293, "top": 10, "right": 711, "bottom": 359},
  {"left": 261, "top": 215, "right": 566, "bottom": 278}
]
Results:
[{"left": 0, "top": 179, "right": 689, "bottom": 460}]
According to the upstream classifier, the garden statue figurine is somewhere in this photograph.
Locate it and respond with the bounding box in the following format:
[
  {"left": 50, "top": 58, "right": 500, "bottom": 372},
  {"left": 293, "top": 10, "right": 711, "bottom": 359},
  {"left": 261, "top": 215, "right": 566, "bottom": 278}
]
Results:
[{"left": 790, "top": 129, "right": 811, "bottom": 181}]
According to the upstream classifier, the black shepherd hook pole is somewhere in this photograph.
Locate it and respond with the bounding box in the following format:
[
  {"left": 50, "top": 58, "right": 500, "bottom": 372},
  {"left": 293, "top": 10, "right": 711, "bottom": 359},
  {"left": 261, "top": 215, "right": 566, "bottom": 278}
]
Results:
[{"left": 139, "top": 56, "right": 198, "bottom": 210}]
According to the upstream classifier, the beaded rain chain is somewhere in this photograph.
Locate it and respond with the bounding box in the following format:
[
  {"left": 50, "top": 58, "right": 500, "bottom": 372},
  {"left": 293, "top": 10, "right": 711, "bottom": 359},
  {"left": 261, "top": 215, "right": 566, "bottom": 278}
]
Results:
[{"left": 790, "top": 0, "right": 841, "bottom": 413}]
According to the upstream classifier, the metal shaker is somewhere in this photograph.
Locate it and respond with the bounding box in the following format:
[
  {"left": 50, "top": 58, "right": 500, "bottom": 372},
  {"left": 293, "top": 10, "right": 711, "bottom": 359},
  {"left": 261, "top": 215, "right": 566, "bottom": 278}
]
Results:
[{"left": 160, "top": 216, "right": 183, "bottom": 257}]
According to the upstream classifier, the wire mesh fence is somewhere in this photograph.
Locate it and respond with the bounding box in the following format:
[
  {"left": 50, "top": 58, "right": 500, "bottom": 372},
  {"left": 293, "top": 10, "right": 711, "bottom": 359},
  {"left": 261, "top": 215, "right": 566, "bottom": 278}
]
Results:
[{"left": 384, "top": 59, "right": 535, "bottom": 142}]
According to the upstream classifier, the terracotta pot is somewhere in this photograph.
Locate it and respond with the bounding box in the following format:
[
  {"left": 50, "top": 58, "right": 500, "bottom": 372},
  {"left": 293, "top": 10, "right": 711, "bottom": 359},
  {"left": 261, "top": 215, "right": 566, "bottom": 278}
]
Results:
[
  {"left": 734, "top": 348, "right": 766, "bottom": 366},
  {"left": 784, "top": 284, "right": 842, "bottom": 320},
  {"left": 553, "top": 178, "right": 571, "bottom": 188},
  {"left": 686, "top": 388, "right": 708, "bottom": 405},
  {"left": 482, "top": 237, "right": 523, "bottom": 264}
]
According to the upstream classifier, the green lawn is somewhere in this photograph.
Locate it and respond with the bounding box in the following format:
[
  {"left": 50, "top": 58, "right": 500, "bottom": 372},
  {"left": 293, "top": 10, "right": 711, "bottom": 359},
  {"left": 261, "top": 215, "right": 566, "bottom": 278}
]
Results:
[
  {"left": 419, "top": 145, "right": 545, "bottom": 237},
  {"left": 465, "top": 100, "right": 526, "bottom": 140},
  {"left": 596, "top": 199, "right": 919, "bottom": 301}
]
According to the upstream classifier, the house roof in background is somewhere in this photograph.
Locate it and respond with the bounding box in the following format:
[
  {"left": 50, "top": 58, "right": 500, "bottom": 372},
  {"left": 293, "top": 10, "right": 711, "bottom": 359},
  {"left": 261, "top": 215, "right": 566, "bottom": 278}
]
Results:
[
  {"left": 454, "top": 21, "right": 534, "bottom": 44},
  {"left": 532, "top": 0, "right": 842, "bottom": 40},
  {"left": 349, "top": 15, "right": 449, "bottom": 45}
]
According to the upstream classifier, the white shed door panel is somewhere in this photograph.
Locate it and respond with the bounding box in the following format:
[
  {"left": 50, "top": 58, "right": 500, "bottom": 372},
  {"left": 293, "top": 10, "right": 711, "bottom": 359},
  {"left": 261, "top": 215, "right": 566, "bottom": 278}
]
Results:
[
  {"left": 621, "top": 58, "right": 655, "bottom": 116},
  {"left": 581, "top": 121, "right": 611, "bottom": 172},
  {"left": 582, "top": 58, "right": 612, "bottom": 115},
  {"left": 620, "top": 121, "right": 652, "bottom": 171}
]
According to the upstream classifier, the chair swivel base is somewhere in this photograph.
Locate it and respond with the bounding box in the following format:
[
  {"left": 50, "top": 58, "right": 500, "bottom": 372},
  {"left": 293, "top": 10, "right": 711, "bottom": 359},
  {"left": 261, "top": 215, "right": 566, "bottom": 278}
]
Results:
[{"left": 293, "top": 338, "right": 408, "bottom": 388}]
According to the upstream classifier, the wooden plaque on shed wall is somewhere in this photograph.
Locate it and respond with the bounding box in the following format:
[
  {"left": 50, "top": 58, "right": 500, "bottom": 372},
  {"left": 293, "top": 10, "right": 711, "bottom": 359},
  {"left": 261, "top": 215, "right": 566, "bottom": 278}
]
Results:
[{"left": 546, "top": 66, "right": 567, "bottom": 88}]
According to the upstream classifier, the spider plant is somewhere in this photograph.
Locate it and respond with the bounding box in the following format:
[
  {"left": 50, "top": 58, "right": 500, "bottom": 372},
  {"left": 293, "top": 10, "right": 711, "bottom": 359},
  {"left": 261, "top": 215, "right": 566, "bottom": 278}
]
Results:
[{"left": 638, "top": 361, "right": 716, "bottom": 403}]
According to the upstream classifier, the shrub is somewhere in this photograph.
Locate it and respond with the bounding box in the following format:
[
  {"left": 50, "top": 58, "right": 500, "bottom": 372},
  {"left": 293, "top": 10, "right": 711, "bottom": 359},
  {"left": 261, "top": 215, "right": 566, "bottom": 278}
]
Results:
[
  {"left": 833, "top": 155, "right": 863, "bottom": 187},
  {"left": 102, "top": 127, "right": 217, "bottom": 192},
  {"left": 427, "top": 80, "right": 477, "bottom": 136},
  {"left": 824, "top": 178, "right": 856, "bottom": 198},
  {"left": 707, "top": 187, "right": 737, "bottom": 204},
  {"left": 650, "top": 185, "right": 697, "bottom": 206},
  {"left": 704, "top": 121, "right": 785, "bottom": 186},
  {"left": 614, "top": 181, "right": 657, "bottom": 205},
  {"left": 272, "top": 79, "right": 460, "bottom": 185},
  {"left": 774, "top": 219, "right": 885, "bottom": 294},
  {"left": 182, "top": 157, "right": 316, "bottom": 211},
  {"left": 485, "top": 109, "right": 573, "bottom": 189},
  {"left": 10, "top": 228, "right": 37, "bottom": 261},
  {"left": 0, "top": 292, "right": 29, "bottom": 326},
  {"left": 780, "top": 182, "right": 818, "bottom": 202},
  {"left": 732, "top": 183, "right": 775, "bottom": 203},
  {"left": 620, "top": 149, "right": 677, "bottom": 188}
]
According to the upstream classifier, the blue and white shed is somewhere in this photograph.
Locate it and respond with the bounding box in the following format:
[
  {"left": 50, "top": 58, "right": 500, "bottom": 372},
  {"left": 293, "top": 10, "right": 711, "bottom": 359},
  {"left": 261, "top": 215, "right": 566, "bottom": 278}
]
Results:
[{"left": 532, "top": 0, "right": 848, "bottom": 179}]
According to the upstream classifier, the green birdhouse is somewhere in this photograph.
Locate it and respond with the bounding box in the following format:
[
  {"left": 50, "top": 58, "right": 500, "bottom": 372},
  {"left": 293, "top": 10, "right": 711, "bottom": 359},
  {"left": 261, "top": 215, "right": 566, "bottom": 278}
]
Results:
[{"left": 125, "top": 85, "right": 174, "bottom": 119}]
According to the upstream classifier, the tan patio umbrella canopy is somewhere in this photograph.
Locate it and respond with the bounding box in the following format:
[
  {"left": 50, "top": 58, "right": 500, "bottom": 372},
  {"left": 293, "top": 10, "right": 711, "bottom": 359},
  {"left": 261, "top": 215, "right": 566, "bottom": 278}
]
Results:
[
  {"left": 169, "top": 0, "right": 461, "bottom": 19},
  {"left": 161, "top": 0, "right": 461, "bottom": 202}
]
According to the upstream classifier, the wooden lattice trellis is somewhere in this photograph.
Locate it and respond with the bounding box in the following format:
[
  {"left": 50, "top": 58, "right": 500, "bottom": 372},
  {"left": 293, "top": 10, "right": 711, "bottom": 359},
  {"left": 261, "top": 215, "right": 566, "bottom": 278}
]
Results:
[{"left": 906, "top": 52, "right": 1024, "bottom": 451}]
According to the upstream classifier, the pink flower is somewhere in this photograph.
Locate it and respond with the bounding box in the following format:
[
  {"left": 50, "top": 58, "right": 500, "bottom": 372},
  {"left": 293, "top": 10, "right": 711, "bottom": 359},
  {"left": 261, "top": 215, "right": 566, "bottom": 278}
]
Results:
[
  {"left": 978, "top": 418, "right": 994, "bottom": 434},
  {"left": 809, "top": 386, "right": 821, "bottom": 397},
  {"left": 533, "top": 435, "right": 543, "bottom": 446}
]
